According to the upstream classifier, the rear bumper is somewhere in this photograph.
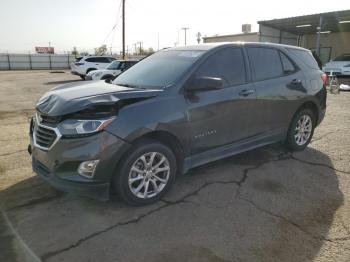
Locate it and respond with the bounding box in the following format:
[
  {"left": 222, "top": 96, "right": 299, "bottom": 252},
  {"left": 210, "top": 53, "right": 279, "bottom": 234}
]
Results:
[{"left": 29, "top": 131, "right": 131, "bottom": 201}]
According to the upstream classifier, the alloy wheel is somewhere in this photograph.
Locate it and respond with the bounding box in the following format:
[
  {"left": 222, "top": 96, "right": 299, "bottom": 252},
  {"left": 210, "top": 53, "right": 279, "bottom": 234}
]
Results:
[
  {"left": 294, "top": 115, "right": 313, "bottom": 146},
  {"left": 128, "top": 152, "right": 170, "bottom": 199}
]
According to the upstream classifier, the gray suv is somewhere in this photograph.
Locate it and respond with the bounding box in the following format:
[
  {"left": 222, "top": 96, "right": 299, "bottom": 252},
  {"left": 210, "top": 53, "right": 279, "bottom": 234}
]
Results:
[{"left": 29, "top": 43, "right": 327, "bottom": 205}]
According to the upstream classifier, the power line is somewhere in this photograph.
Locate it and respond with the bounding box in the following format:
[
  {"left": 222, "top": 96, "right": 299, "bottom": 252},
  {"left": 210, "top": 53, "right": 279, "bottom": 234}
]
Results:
[
  {"left": 101, "top": 0, "right": 122, "bottom": 46},
  {"left": 122, "top": 0, "right": 126, "bottom": 59}
]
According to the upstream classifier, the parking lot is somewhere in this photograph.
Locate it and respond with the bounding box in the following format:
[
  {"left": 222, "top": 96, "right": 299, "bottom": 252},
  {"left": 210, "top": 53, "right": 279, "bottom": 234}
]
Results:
[{"left": 0, "top": 70, "right": 349, "bottom": 262}]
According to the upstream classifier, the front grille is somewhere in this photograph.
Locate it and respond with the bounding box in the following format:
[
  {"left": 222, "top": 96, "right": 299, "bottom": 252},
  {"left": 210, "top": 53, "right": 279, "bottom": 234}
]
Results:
[{"left": 34, "top": 125, "right": 58, "bottom": 149}]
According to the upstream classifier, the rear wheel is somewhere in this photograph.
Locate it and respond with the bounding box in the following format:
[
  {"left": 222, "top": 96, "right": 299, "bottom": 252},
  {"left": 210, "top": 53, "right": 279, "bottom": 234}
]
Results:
[
  {"left": 286, "top": 108, "right": 315, "bottom": 151},
  {"left": 113, "top": 139, "right": 177, "bottom": 205}
]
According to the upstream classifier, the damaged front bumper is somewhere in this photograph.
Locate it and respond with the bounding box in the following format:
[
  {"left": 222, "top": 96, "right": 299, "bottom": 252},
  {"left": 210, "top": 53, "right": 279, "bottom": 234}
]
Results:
[{"left": 29, "top": 131, "right": 131, "bottom": 201}]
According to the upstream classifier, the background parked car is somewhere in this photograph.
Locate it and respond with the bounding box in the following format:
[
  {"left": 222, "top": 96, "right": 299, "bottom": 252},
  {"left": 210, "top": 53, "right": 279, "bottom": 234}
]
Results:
[
  {"left": 323, "top": 54, "right": 350, "bottom": 76},
  {"left": 70, "top": 56, "right": 116, "bottom": 80},
  {"left": 85, "top": 60, "right": 139, "bottom": 81}
]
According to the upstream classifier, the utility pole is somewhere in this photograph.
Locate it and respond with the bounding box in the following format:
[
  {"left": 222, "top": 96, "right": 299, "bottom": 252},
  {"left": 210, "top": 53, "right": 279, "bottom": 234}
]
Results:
[
  {"left": 122, "top": 0, "right": 126, "bottom": 59},
  {"left": 316, "top": 15, "right": 323, "bottom": 56},
  {"left": 196, "top": 32, "right": 202, "bottom": 44},
  {"left": 138, "top": 42, "right": 143, "bottom": 55},
  {"left": 182, "top": 27, "right": 189, "bottom": 45},
  {"left": 157, "top": 32, "right": 160, "bottom": 51}
]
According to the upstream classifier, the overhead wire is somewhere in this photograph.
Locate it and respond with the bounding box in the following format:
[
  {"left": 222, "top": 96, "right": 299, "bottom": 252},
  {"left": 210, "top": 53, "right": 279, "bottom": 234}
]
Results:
[{"left": 101, "top": 0, "right": 123, "bottom": 47}]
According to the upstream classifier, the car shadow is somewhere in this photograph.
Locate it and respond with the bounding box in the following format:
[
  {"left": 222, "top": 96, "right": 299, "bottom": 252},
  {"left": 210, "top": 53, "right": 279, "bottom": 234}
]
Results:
[{"left": 0, "top": 144, "right": 344, "bottom": 262}]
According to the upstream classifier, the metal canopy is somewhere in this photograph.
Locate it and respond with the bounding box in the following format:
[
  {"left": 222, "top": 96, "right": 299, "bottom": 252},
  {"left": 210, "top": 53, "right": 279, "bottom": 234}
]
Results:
[{"left": 258, "top": 10, "right": 350, "bottom": 35}]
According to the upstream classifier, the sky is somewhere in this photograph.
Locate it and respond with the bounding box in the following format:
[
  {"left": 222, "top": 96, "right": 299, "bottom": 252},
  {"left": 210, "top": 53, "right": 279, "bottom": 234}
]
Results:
[{"left": 0, "top": 0, "right": 349, "bottom": 54}]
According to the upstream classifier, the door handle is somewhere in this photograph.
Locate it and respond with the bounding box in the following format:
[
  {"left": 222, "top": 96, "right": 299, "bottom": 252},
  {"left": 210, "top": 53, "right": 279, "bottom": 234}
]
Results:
[
  {"left": 291, "top": 79, "right": 301, "bottom": 85},
  {"left": 239, "top": 89, "right": 255, "bottom": 97}
]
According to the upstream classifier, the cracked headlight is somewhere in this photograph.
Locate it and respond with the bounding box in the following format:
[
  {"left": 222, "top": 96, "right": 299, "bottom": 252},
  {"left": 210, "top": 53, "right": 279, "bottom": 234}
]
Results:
[{"left": 58, "top": 117, "right": 116, "bottom": 137}]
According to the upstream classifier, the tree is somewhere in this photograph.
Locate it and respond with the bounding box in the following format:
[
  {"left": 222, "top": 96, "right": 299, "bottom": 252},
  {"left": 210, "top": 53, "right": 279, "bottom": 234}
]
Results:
[
  {"left": 141, "top": 47, "right": 155, "bottom": 55},
  {"left": 79, "top": 51, "right": 89, "bottom": 56},
  {"left": 71, "top": 47, "right": 79, "bottom": 57},
  {"left": 94, "top": 45, "right": 108, "bottom": 56}
]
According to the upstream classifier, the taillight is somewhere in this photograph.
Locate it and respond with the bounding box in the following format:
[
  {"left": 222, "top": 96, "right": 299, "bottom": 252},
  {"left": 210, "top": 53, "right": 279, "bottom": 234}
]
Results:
[
  {"left": 74, "top": 62, "right": 84, "bottom": 66},
  {"left": 321, "top": 73, "right": 327, "bottom": 85}
]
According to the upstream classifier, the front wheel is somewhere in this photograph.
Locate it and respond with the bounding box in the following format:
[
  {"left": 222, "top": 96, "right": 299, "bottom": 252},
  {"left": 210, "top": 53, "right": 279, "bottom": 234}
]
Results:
[
  {"left": 286, "top": 108, "right": 315, "bottom": 151},
  {"left": 113, "top": 139, "right": 177, "bottom": 205}
]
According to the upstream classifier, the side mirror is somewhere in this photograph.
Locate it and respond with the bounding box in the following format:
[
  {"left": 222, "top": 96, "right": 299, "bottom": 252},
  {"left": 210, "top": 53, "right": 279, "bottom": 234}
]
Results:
[{"left": 186, "top": 76, "right": 223, "bottom": 92}]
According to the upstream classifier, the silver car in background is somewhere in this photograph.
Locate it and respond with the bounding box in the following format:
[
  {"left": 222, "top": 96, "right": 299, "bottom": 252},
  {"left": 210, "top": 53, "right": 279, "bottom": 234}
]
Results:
[
  {"left": 86, "top": 60, "right": 139, "bottom": 81},
  {"left": 323, "top": 54, "right": 350, "bottom": 76}
]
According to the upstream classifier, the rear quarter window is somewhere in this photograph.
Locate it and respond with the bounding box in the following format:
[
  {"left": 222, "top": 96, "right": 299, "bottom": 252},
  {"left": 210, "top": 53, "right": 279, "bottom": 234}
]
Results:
[{"left": 287, "top": 49, "right": 319, "bottom": 70}]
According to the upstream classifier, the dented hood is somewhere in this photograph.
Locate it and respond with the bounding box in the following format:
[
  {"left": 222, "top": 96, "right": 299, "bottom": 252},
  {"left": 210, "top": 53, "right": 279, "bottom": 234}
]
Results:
[{"left": 36, "top": 80, "right": 162, "bottom": 116}]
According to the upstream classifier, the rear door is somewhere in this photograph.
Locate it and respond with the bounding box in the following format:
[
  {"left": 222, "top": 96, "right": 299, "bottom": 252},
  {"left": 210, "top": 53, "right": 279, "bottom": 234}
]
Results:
[
  {"left": 246, "top": 47, "right": 305, "bottom": 133},
  {"left": 186, "top": 47, "right": 258, "bottom": 155}
]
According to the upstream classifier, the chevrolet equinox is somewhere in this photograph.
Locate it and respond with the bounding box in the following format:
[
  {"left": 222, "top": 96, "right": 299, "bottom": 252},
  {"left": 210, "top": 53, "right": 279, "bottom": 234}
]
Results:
[{"left": 29, "top": 43, "right": 327, "bottom": 205}]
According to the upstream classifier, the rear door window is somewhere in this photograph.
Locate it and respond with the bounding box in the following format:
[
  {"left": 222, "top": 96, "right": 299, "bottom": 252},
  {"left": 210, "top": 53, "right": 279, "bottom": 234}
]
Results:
[
  {"left": 247, "top": 47, "right": 284, "bottom": 81},
  {"left": 195, "top": 47, "right": 246, "bottom": 87},
  {"left": 96, "top": 57, "right": 111, "bottom": 63},
  {"left": 85, "top": 57, "right": 112, "bottom": 63},
  {"left": 85, "top": 57, "right": 96, "bottom": 63}
]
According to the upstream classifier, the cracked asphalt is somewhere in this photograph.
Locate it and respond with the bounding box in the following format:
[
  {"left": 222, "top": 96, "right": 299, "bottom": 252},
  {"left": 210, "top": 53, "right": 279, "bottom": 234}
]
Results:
[{"left": 0, "top": 71, "right": 350, "bottom": 262}]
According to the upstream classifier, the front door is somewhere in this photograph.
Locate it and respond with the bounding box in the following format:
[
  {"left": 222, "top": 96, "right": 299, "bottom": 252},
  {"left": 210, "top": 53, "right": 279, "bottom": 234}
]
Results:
[{"left": 186, "top": 47, "right": 258, "bottom": 155}]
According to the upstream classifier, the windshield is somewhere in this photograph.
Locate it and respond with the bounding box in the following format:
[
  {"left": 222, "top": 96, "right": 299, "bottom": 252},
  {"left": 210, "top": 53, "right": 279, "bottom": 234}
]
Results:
[
  {"left": 107, "top": 61, "right": 121, "bottom": 70},
  {"left": 113, "top": 50, "right": 205, "bottom": 89},
  {"left": 334, "top": 54, "right": 350, "bottom": 61}
]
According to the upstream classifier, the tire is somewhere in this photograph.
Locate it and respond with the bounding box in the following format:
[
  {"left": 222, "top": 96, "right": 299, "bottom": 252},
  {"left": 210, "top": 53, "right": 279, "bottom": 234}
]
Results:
[
  {"left": 286, "top": 108, "right": 316, "bottom": 151},
  {"left": 113, "top": 139, "right": 177, "bottom": 205}
]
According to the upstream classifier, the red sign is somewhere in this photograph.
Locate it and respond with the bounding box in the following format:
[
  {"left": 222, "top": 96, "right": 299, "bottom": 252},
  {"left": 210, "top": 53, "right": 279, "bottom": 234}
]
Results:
[{"left": 35, "top": 47, "right": 54, "bottom": 54}]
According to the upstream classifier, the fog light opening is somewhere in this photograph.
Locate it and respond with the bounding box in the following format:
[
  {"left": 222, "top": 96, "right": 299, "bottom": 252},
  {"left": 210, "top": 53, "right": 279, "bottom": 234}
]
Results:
[{"left": 78, "top": 160, "right": 100, "bottom": 179}]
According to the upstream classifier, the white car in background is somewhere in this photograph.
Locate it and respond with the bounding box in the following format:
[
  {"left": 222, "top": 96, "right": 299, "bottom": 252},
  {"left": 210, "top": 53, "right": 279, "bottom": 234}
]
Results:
[
  {"left": 70, "top": 56, "right": 116, "bottom": 80},
  {"left": 85, "top": 60, "right": 139, "bottom": 81},
  {"left": 323, "top": 54, "right": 350, "bottom": 76}
]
